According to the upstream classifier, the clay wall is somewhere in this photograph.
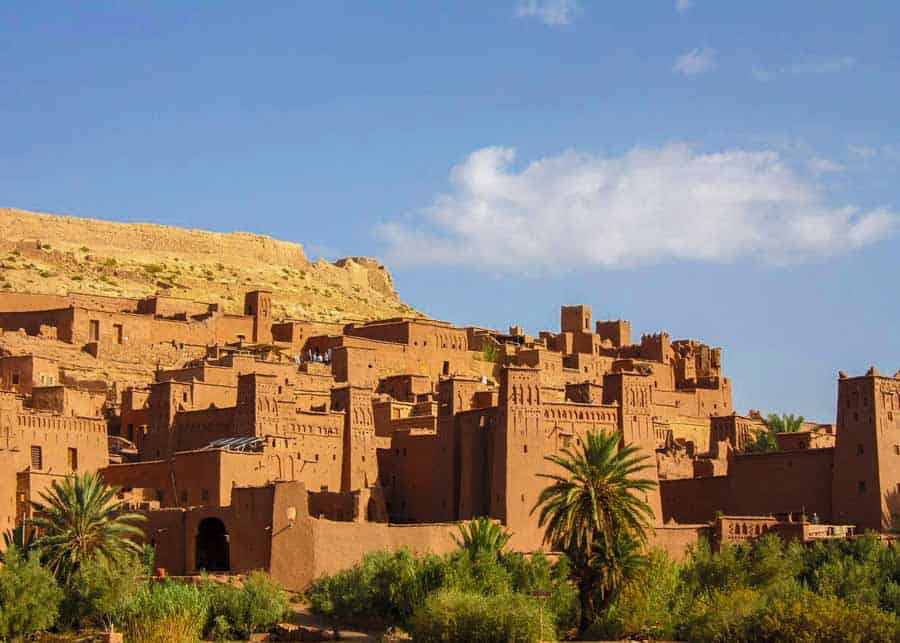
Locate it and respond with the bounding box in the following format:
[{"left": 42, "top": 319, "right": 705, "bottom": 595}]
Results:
[
  {"left": 660, "top": 448, "right": 835, "bottom": 524},
  {"left": 30, "top": 385, "right": 106, "bottom": 417},
  {"left": 0, "top": 292, "right": 72, "bottom": 312},
  {"left": 136, "top": 295, "right": 214, "bottom": 318}
]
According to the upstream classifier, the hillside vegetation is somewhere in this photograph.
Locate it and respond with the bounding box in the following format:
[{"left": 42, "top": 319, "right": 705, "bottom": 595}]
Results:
[{"left": 0, "top": 207, "right": 420, "bottom": 323}]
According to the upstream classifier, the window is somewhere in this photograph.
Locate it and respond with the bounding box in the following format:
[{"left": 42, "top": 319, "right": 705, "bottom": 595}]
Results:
[
  {"left": 894, "top": 445, "right": 899, "bottom": 456},
  {"left": 30, "top": 446, "right": 42, "bottom": 470},
  {"left": 11, "top": 373, "right": 19, "bottom": 385},
  {"left": 523, "top": 444, "right": 528, "bottom": 454},
  {"left": 67, "top": 447, "right": 78, "bottom": 471},
  {"left": 858, "top": 481, "right": 866, "bottom": 494},
  {"left": 857, "top": 443, "right": 865, "bottom": 455},
  {"left": 113, "top": 324, "right": 123, "bottom": 344},
  {"left": 89, "top": 319, "right": 100, "bottom": 342}
]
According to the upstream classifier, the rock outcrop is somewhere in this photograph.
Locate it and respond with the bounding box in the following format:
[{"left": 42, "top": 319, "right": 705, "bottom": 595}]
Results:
[{"left": 0, "top": 207, "right": 420, "bottom": 323}]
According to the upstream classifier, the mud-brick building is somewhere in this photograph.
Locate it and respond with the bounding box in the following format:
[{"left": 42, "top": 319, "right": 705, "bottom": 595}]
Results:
[
  {"left": 0, "top": 390, "right": 108, "bottom": 530},
  {"left": 0, "top": 289, "right": 275, "bottom": 355},
  {"left": 660, "top": 367, "right": 900, "bottom": 532}
]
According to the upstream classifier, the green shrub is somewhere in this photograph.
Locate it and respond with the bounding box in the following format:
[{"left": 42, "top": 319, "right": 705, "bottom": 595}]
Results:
[
  {"left": 677, "top": 587, "right": 766, "bottom": 643},
  {"left": 202, "top": 572, "right": 289, "bottom": 639},
  {"left": 121, "top": 580, "right": 208, "bottom": 643},
  {"left": 589, "top": 549, "right": 684, "bottom": 641},
  {"left": 0, "top": 546, "right": 62, "bottom": 640},
  {"left": 409, "top": 588, "right": 552, "bottom": 643},
  {"left": 307, "top": 549, "right": 447, "bottom": 624},
  {"left": 60, "top": 551, "right": 142, "bottom": 629},
  {"left": 756, "top": 592, "right": 900, "bottom": 643}
]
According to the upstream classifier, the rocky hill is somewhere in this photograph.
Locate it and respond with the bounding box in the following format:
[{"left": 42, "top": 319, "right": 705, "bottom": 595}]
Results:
[{"left": 0, "top": 208, "right": 420, "bottom": 322}]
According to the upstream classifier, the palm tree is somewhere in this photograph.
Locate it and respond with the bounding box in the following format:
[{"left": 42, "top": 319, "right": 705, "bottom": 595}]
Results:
[
  {"left": 746, "top": 413, "right": 806, "bottom": 453},
  {"left": 589, "top": 531, "right": 649, "bottom": 608},
  {"left": 532, "top": 430, "right": 657, "bottom": 631},
  {"left": 766, "top": 413, "right": 804, "bottom": 434},
  {"left": 454, "top": 516, "right": 512, "bottom": 560},
  {"left": 29, "top": 472, "right": 146, "bottom": 583},
  {"left": 0, "top": 524, "right": 37, "bottom": 562}
]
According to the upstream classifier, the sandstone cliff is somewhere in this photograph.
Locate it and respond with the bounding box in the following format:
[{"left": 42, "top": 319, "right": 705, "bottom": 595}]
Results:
[{"left": 0, "top": 208, "right": 419, "bottom": 322}]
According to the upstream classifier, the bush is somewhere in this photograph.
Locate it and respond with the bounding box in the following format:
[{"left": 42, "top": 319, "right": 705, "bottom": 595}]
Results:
[
  {"left": 61, "top": 551, "right": 143, "bottom": 629},
  {"left": 202, "top": 572, "right": 289, "bottom": 639},
  {"left": 756, "top": 592, "right": 900, "bottom": 642},
  {"left": 121, "top": 580, "right": 208, "bottom": 643},
  {"left": 307, "top": 549, "right": 447, "bottom": 624},
  {"left": 589, "top": 549, "right": 684, "bottom": 641},
  {"left": 0, "top": 546, "right": 62, "bottom": 640},
  {"left": 409, "top": 588, "right": 552, "bottom": 643},
  {"left": 677, "top": 587, "right": 766, "bottom": 643}
]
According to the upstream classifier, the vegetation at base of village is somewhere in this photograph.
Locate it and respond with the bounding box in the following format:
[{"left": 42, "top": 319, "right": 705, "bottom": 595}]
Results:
[
  {"left": 0, "top": 472, "right": 290, "bottom": 642},
  {"left": 310, "top": 429, "right": 900, "bottom": 642},
  {"left": 308, "top": 530, "right": 900, "bottom": 642},
  {"left": 306, "top": 523, "right": 576, "bottom": 642}
]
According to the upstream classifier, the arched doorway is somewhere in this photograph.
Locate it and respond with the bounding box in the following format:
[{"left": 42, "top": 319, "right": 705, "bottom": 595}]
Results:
[{"left": 195, "top": 517, "right": 230, "bottom": 572}]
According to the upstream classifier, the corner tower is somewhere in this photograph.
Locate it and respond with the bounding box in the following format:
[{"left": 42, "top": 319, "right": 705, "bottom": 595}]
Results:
[{"left": 832, "top": 368, "right": 900, "bottom": 530}]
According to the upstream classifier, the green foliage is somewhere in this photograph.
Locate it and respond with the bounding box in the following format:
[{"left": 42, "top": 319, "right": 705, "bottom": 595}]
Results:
[
  {"left": 141, "top": 543, "right": 156, "bottom": 577},
  {"left": 307, "top": 547, "right": 577, "bottom": 638},
  {"left": 678, "top": 586, "right": 766, "bottom": 643},
  {"left": 479, "top": 342, "right": 500, "bottom": 362},
  {"left": 589, "top": 533, "right": 900, "bottom": 642},
  {"left": 408, "top": 588, "right": 553, "bottom": 643},
  {"left": 121, "top": 580, "right": 208, "bottom": 643},
  {"left": 307, "top": 548, "right": 447, "bottom": 625},
  {"left": 60, "top": 551, "right": 143, "bottom": 630},
  {"left": 453, "top": 517, "right": 511, "bottom": 560},
  {"left": 756, "top": 592, "right": 900, "bottom": 643},
  {"left": 1, "top": 524, "right": 37, "bottom": 560},
  {"left": 30, "top": 471, "right": 146, "bottom": 584},
  {"left": 766, "top": 413, "right": 805, "bottom": 434},
  {"left": 0, "top": 546, "right": 63, "bottom": 640},
  {"left": 201, "top": 572, "right": 289, "bottom": 639},
  {"left": 589, "top": 549, "right": 684, "bottom": 641}
]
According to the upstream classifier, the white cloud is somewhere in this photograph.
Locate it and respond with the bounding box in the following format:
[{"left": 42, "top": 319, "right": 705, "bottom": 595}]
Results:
[
  {"left": 675, "top": 0, "right": 694, "bottom": 14},
  {"left": 848, "top": 144, "right": 900, "bottom": 163},
  {"left": 674, "top": 46, "right": 717, "bottom": 76},
  {"left": 848, "top": 144, "right": 877, "bottom": 161},
  {"left": 378, "top": 144, "right": 897, "bottom": 273},
  {"left": 753, "top": 55, "right": 856, "bottom": 82},
  {"left": 808, "top": 158, "right": 845, "bottom": 175},
  {"left": 515, "top": 0, "right": 581, "bottom": 26}
]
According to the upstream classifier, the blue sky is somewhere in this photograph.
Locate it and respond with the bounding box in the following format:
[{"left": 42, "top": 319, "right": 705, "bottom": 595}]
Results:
[{"left": 2, "top": 1, "right": 898, "bottom": 421}]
